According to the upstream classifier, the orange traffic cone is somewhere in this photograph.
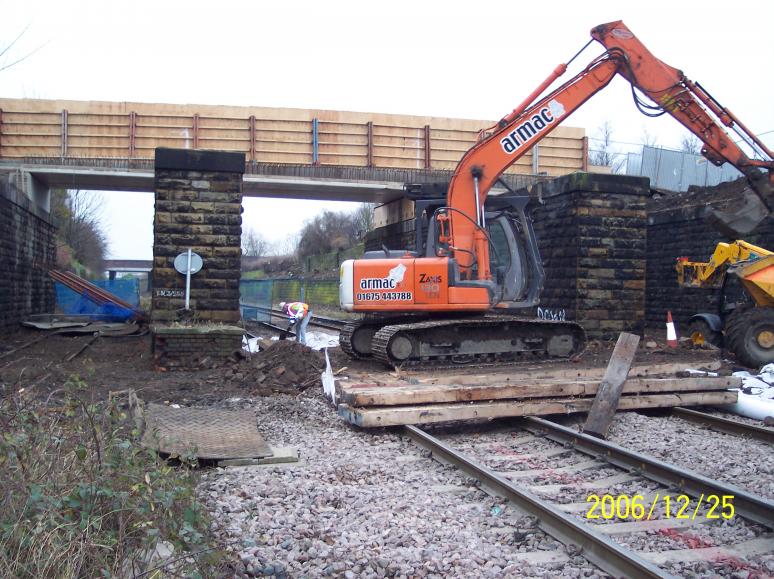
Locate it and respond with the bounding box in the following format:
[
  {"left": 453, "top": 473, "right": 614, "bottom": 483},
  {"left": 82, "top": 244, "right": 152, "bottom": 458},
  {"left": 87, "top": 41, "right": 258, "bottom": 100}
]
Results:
[{"left": 666, "top": 311, "right": 678, "bottom": 348}]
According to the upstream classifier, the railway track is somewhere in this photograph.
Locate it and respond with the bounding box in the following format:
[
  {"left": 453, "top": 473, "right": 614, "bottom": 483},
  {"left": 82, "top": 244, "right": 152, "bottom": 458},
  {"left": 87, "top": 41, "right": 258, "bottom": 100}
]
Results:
[
  {"left": 241, "top": 304, "right": 347, "bottom": 331},
  {"left": 670, "top": 407, "right": 774, "bottom": 445},
  {"left": 403, "top": 418, "right": 774, "bottom": 578}
]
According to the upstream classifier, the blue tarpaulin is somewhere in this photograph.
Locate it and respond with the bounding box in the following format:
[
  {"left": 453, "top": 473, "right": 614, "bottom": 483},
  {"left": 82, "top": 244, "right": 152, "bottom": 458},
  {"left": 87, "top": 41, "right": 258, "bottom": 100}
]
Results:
[{"left": 55, "top": 279, "right": 140, "bottom": 322}]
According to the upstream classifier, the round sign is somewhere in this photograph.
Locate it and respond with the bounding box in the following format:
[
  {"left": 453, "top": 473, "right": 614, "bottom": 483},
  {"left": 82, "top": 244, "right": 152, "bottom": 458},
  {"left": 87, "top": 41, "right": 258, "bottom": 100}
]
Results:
[{"left": 174, "top": 251, "right": 204, "bottom": 275}]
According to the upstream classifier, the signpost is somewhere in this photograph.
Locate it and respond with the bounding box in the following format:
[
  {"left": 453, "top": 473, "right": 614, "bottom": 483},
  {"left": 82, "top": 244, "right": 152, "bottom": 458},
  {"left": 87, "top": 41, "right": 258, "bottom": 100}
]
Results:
[{"left": 173, "top": 249, "right": 203, "bottom": 310}]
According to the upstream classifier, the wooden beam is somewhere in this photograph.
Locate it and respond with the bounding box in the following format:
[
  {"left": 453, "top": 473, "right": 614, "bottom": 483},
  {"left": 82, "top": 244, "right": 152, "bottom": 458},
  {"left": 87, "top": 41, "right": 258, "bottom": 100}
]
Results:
[
  {"left": 337, "top": 376, "right": 740, "bottom": 407},
  {"left": 583, "top": 332, "right": 640, "bottom": 439},
  {"left": 396, "top": 360, "right": 722, "bottom": 386},
  {"left": 338, "top": 391, "right": 738, "bottom": 428}
]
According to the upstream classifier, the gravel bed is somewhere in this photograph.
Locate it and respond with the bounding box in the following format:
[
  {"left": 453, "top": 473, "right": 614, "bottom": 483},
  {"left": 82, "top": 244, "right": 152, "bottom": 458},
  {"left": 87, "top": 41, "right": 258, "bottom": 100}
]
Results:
[
  {"left": 617, "top": 517, "right": 774, "bottom": 579},
  {"left": 426, "top": 422, "right": 774, "bottom": 577},
  {"left": 603, "top": 412, "right": 774, "bottom": 500},
  {"left": 198, "top": 391, "right": 610, "bottom": 578}
]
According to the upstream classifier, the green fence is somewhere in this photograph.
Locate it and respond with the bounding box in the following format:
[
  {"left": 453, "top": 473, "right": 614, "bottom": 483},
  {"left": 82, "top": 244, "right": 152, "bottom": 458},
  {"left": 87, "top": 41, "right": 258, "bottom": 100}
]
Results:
[{"left": 240, "top": 278, "right": 339, "bottom": 321}]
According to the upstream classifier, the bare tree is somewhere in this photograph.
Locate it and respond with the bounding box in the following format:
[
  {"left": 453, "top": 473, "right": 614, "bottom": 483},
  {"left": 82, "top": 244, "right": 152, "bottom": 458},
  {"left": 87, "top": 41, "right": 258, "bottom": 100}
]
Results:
[
  {"left": 51, "top": 189, "right": 108, "bottom": 275},
  {"left": 271, "top": 233, "right": 301, "bottom": 257},
  {"left": 588, "top": 121, "right": 624, "bottom": 172},
  {"left": 640, "top": 128, "right": 659, "bottom": 148},
  {"left": 352, "top": 203, "right": 375, "bottom": 238},
  {"left": 241, "top": 227, "right": 270, "bottom": 257},
  {"left": 297, "top": 210, "right": 360, "bottom": 259},
  {"left": 680, "top": 134, "right": 702, "bottom": 155},
  {"left": 1, "top": 24, "right": 45, "bottom": 73}
]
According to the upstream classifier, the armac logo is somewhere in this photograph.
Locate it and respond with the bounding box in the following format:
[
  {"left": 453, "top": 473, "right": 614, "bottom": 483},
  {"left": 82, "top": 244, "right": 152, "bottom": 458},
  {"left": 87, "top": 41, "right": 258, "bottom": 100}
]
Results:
[
  {"left": 360, "top": 278, "right": 397, "bottom": 290},
  {"left": 500, "top": 99, "right": 565, "bottom": 154}
]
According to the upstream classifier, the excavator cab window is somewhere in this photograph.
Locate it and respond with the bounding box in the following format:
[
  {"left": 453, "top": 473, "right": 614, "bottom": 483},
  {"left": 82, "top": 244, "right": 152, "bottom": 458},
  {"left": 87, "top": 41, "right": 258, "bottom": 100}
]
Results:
[{"left": 487, "top": 220, "right": 512, "bottom": 282}]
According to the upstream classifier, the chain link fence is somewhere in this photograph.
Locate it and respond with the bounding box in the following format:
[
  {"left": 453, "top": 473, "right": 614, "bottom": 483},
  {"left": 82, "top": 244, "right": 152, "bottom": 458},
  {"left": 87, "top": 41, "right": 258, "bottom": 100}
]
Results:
[{"left": 240, "top": 279, "right": 339, "bottom": 322}]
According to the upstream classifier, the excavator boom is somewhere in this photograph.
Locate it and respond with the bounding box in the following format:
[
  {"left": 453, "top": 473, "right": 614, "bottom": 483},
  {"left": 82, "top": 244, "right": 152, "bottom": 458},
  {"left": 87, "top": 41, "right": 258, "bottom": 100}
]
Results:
[{"left": 447, "top": 20, "right": 773, "bottom": 281}]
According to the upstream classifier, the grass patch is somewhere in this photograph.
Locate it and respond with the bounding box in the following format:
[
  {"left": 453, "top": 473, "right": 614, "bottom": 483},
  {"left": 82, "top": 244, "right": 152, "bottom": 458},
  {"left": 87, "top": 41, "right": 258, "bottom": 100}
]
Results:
[
  {"left": 241, "top": 270, "right": 266, "bottom": 280},
  {"left": 0, "top": 379, "right": 229, "bottom": 577}
]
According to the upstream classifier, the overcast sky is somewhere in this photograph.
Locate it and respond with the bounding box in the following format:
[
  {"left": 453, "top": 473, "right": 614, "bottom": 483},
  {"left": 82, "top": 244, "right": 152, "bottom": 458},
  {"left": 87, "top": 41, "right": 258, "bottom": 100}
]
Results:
[{"left": 3, "top": 0, "right": 773, "bottom": 259}]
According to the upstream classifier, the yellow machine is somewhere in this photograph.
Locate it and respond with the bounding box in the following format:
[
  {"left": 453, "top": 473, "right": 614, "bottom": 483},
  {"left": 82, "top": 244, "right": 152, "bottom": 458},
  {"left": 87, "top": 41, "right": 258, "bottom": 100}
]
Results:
[{"left": 676, "top": 241, "right": 774, "bottom": 367}]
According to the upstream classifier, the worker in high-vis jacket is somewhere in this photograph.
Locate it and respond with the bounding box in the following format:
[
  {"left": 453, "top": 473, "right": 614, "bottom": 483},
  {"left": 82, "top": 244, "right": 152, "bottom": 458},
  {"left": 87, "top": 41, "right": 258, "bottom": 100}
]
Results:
[{"left": 279, "top": 301, "right": 312, "bottom": 345}]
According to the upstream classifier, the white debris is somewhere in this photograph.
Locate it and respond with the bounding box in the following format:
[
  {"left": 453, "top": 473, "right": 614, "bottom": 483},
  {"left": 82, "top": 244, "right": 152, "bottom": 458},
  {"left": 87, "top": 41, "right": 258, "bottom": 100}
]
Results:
[
  {"left": 721, "top": 363, "right": 774, "bottom": 421},
  {"left": 320, "top": 349, "right": 336, "bottom": 406},
  {"left": 304, "top": 331, "right": 339, "bottom": 350}
]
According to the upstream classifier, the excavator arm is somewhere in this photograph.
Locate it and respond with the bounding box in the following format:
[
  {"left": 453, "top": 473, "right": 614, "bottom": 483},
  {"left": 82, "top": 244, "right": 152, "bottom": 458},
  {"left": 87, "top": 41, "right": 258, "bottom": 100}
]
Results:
[{"left": 446, "top": 20, "right": 773, "bottom": 282}]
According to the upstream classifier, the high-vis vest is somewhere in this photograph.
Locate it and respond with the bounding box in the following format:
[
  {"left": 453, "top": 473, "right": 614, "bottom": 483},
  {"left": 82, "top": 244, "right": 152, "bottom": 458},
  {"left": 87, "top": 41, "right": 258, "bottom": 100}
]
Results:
[{"left": 283, "top": 302, "right": 308, "bottom": 320}]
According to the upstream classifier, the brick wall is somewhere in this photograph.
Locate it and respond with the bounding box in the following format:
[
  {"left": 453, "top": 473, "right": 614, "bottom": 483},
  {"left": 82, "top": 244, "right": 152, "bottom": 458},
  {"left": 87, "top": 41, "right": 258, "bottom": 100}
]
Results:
[
  {"left": 152, "top": 325, "right": 244, "bottom": 370},
  {"left": 152, "top": 149, "right": 245, "bottom": 323},
  {"left": 0, "top": 179, "right": 56, "bottom": 333},
  {"left": 530, "top": 174, "right": 649, "bottom": 338},
  {"left": 646, "top": 180, "right": 774, "bottom": 329}
]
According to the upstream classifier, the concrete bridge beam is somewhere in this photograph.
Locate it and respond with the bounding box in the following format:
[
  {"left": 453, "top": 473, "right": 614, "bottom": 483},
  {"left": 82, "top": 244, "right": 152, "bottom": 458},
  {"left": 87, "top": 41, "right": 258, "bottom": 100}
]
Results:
[{"left": 10, "top": 169, "right": 50, "bottom": 213}]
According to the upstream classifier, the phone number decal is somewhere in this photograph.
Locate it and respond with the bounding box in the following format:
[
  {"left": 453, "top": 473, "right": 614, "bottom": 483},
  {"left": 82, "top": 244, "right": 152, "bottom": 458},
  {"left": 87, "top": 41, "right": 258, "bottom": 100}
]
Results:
[{"left": 356, "top": 292, "right": 413, "bottom": 301}]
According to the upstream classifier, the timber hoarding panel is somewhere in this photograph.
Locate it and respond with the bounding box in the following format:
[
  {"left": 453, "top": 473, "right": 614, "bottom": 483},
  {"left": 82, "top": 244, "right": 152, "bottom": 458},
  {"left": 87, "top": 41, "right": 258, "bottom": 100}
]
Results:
[{"left": 0, "top": 98, "right": 585, "bottom": 175}]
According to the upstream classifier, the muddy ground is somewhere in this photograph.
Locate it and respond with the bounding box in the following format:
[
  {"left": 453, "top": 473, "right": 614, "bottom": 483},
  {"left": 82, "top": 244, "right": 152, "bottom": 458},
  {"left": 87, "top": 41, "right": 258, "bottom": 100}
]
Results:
[
  {"left": 0, "top": 328, "right": 327, "bottom": 405},
  {"left": 0, "top": 323, "right": 729, "bottom": 408}
]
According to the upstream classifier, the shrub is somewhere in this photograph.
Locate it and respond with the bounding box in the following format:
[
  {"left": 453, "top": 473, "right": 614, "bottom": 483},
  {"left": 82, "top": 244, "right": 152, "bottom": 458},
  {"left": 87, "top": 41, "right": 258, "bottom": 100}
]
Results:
[{"left": 0, "top": 378, "right": 227, "bottom": 577}]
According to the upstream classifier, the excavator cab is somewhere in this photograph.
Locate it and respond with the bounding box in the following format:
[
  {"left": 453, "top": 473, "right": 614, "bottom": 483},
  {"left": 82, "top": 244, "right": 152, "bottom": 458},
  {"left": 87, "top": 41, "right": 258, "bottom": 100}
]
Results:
[{"left": 415, "top": 191, "right": 544, "bottom": 309}]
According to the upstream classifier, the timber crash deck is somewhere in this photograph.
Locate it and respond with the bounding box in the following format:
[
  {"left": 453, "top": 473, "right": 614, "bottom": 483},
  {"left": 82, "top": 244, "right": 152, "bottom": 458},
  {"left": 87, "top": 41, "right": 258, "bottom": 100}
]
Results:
[{"left": 334, "top": 361, "right": 739, "bottom": 428}]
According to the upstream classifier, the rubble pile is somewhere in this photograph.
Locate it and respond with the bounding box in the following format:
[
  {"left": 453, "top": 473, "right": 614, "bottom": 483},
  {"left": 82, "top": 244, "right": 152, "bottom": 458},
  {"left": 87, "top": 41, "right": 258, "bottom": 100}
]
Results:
[{"left": 228, "top": 340, "right": 325, "bottom": 393}]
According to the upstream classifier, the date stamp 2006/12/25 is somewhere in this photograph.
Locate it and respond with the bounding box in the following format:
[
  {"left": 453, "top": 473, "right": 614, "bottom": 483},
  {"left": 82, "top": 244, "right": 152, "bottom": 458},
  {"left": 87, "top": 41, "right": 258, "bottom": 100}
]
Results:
[{"left": 586, "top": 494, "right": 735, "bottom": 521}]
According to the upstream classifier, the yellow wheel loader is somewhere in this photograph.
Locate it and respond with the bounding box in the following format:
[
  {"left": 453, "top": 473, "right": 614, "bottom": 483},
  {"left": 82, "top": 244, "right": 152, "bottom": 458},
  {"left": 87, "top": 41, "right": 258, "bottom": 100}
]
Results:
[{"left": 676, "top": 241, "right": 774, "bottom": 367}]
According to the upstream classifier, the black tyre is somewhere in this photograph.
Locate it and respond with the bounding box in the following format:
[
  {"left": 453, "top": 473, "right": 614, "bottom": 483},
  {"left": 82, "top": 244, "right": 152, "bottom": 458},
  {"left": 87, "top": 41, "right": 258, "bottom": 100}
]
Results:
[
  {"left": 726, "top": 307, "right": 774, "bottom": 368},
  {"left": 686, "top": 319, "right": 722, "bottom": 348}
]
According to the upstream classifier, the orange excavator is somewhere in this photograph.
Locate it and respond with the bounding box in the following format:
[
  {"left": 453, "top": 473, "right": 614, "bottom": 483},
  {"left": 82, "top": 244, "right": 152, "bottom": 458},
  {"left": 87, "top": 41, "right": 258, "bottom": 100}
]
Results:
[{"left": 339, "top": 20, "right": 774, "bottom": 366}]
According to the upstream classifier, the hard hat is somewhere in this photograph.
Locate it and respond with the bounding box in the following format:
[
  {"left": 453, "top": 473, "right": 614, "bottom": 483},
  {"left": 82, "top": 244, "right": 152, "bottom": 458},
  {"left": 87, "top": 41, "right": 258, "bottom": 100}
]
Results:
[{"left": 279, "top": 302, "right": 286, "bottom": 308}]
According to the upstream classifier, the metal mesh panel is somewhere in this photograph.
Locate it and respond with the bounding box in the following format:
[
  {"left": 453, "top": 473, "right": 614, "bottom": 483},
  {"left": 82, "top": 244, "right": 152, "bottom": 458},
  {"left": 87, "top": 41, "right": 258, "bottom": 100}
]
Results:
[
  {"left": 141, "top": 403, "right": 272, "bottom": 460},
  {"left": 239, "top": 279, "right": 273, "bottom": 321},
  {"left": 625, "top": 146, "right": 742, "bottom": 191}
]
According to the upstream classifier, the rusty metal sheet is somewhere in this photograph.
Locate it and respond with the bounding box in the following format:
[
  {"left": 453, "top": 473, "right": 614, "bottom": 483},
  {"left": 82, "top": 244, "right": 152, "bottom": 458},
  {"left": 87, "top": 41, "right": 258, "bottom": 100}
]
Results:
[{"left": 142, "top": 403, "right": 272, "bottom": 460}]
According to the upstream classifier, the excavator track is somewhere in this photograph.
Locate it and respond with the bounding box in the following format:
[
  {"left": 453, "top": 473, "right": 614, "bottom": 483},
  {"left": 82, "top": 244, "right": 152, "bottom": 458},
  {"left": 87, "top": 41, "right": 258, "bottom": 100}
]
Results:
[
  {"left": 339, "top": 320, "right": 388, "bottom": 359},
  {"left": 366, "top": 315, "right": 586, "bottom": 368},
  {"left": 339, "top": 314, "right": 470, "bottom": 359}
]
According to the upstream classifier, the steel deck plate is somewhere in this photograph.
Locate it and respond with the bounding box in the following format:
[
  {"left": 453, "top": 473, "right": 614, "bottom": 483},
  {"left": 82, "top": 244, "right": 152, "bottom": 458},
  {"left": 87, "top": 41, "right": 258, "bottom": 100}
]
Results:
[{"left": 142, "top": 403, "right": 272, "bottom": 460}]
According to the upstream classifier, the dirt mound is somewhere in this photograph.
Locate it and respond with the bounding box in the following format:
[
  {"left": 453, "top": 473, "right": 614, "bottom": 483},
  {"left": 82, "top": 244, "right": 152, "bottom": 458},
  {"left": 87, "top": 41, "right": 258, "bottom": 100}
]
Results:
[
  {"left": 226, "top": 340, "right": 325, "bottom": 394},
  {"left": 648, "top": 176, "right": 750, "bottom": 211}
]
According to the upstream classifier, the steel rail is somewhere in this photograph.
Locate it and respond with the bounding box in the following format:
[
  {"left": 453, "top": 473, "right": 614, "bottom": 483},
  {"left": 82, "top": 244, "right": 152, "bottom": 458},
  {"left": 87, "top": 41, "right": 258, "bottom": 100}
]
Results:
[
  {"left": 245, "top": 321, "right": 295, "bottom": 337},
  {"left": 243, "top": 312, "right": 344, "bottom": 332},
  {"left": 241, "top": 304, "right": 347, "bottom": 330},
  {"left": 402, "top": 425, "right": 672, "bottom": 579},
  {"left": 670, "top": 407, "right": 774, "bottom": 445},
  {"left": 525, "top": 417, "right": 774, "bottom": 528}
]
